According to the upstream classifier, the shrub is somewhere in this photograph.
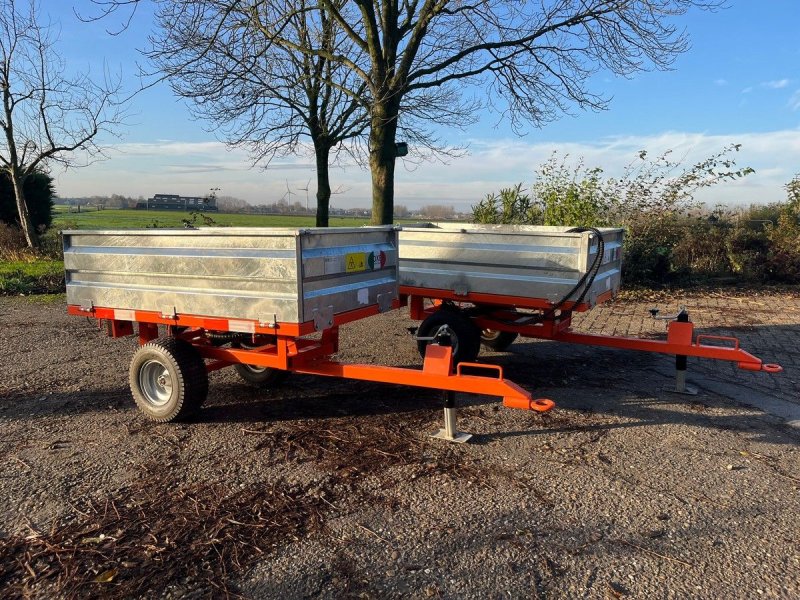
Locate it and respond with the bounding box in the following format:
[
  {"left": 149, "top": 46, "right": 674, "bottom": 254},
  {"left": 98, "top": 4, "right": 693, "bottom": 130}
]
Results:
[
  {"left": 472, "top": 184, "right": 539, "bottom": 225},
  {"left": 726, "top": 223, "right": 771, "bottom": 280},
  {"left": 0, "top": 222, "right": 28, "bottom": 260},
  {"left": 0, "top": 171, "right": 55, "bottom": 233},
  {"left": 472, "top": 145, "right": 769, "bottom": 286},
  {"left": 761, "top": 178, "right": 800, "bottom": 282},
  {"left": 0, "top": 260, "right": 64, "bottom": 295}
]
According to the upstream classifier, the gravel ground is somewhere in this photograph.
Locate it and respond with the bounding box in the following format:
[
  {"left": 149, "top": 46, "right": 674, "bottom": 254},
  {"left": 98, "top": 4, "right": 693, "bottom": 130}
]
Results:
[{"left": 0, "top": 292, "right": 798, "bottom": 599}]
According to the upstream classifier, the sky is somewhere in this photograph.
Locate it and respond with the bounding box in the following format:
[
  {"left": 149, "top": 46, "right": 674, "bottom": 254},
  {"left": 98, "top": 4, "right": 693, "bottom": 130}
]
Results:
[{"left": 40, "top": 1, "right": 800, "bottom": 211}]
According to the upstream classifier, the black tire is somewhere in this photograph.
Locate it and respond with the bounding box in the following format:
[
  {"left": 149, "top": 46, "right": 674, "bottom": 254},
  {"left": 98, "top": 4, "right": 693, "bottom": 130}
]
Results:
[
  {"left": 129, "top": 336, "right": 209, "bottom": 422},
  {"left": 233, "top": 363, "right": 289, "bottom": 387},
  {"left": 232, "top": 336, "right": 289, "bottom": 387},
  {"left": 416, "top": 310, "right": 481, "bottom": 364},
  {"left": 480, "top": 329, "right": 519, "bottom": 351}
]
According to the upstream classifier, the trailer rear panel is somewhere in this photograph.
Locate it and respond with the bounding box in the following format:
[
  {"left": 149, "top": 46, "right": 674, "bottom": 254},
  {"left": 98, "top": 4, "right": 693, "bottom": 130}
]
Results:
[
  {"left": 63, "top": 227, "right": 398, "bottom": 326},
  {"left": 399, "top": 223, "right": 623, "bottom": 307}
]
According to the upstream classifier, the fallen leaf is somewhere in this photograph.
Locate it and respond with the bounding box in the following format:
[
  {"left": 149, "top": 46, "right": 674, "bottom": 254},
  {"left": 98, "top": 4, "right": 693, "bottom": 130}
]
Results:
[
  {"left": 94, "top": 568, "right": 118, "bottom": 583},
  {"left": 606, "top": 581, "right": 629, "bottom": 598}
]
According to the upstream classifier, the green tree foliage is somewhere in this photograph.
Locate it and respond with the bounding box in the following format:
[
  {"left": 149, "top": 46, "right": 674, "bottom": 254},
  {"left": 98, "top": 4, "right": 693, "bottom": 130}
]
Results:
[
  {"left": 472, "top": 184, "right": 539, "bottom": 225},
  {"left": 472, "top": 145, "right": 766, "bottom": 285},
  {"left": 761, "top": 174, "right": 800, "bottom": 282},
  {"left": 0, "top": 171, "right": 55, "bottom": 233}
]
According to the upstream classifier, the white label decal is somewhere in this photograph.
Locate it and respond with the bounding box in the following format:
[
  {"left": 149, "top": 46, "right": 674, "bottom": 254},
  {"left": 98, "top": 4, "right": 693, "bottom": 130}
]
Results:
[{"left": 228, "top": 320, "right": 256, "bottom": 333}]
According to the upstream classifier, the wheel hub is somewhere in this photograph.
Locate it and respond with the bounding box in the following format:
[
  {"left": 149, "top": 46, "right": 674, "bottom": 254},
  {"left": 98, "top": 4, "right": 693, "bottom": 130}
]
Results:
[{"left": 139, "top": 360, "right": 173, "bottom": 407}]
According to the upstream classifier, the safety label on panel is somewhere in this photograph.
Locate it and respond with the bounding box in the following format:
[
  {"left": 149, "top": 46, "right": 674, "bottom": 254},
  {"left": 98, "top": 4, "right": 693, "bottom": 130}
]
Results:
[{"left": 346, "top": 252, "right": 366, "bottom": 273}]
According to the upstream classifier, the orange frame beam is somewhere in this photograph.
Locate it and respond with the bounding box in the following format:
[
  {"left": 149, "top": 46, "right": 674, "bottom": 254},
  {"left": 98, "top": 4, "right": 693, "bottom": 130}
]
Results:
[
  {"left": 67, "top": 303, "right": 555, "bottom": 413},
  {"left": 402, "top": 291, "right": 783, "bottom": 374}
]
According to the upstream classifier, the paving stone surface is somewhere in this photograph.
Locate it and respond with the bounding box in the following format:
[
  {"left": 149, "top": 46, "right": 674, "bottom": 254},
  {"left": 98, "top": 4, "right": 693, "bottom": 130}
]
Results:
[{"left": 573, "top": 290, "right": 800, "bottom": 410}]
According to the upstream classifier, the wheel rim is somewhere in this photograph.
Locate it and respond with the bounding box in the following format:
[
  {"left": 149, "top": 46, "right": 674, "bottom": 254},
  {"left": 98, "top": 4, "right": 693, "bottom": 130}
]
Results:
[
  {"left": 481, "top": 329, "right": 501, "bottom": 341},
  {"left": 432, "top": 324, "right": 459, "bottom": 355},
  {"left": 139, "top": 359, "right": 173, "bottom": 407},
  {"left": 242, "top": 364, "right": 266, "bottom": 374}
]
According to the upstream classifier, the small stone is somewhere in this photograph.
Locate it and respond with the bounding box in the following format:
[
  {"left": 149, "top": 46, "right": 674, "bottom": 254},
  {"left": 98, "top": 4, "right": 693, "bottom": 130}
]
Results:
[{"left": 726, "top": 464, "right": 734, "bottom": 470}]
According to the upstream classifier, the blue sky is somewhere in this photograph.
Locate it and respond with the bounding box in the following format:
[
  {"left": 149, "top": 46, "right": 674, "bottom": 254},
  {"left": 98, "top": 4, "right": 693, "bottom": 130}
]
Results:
[{"left": 44, "top": 1, "right": 800, "bottom": 210}]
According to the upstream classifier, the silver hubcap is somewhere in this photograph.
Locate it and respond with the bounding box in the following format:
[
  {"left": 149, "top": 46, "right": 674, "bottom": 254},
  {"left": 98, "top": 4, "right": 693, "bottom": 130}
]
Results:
[
  {"left": 139, "top": 360, "right": 173, "bottom": 406},
  {"left": 482, "top": 329, "right": 501, "bottom": 341},
  {"left": 243, "top": 364, "right": 266, "bottom": 374}
]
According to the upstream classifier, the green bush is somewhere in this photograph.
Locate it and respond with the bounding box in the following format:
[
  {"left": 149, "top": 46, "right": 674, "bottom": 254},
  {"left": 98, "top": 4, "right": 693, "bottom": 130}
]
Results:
[
  {"left": 472, "top": 184, "right": 540, "bottom": 225},
  {"left": 472, "top": 149, "right": 800, "bottom": 286},
  {"left": 0, "top": 171, "right": 55, "bottom": 232},
  {"left": 726, "top": 222, "right": 771, "bottom": 280}
]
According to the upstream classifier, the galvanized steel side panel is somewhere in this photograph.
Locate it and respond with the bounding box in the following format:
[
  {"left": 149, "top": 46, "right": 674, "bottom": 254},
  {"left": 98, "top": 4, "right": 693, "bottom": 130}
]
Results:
[
  {"left": 298, "top": 229, "right": 398, "bottom": 325},
  {"left": 63, "top": 227, "right": 398, "bottom": 325},
  {"left": 398, "top": 223, "right": 623, "bottom": 307}
]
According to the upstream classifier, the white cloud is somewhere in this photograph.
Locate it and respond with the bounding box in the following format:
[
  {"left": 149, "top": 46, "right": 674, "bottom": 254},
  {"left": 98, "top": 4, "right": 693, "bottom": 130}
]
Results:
[
  {"left": 54, "top": 130, "right": 800, "bottom": 210},
  {"left": 789, "top": 90, "right": 800, "bottom": 111},
  {"left": 714, "top": 79, "right": 728, "bottom": 86},
  {"left": 762, "top": 79, "right": 791, "bottom": 89}
]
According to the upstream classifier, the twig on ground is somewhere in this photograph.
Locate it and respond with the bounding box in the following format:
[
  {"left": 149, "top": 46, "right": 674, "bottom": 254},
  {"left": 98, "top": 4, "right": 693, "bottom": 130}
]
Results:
[
  {"left": 618, "top": 540, "right": 693, "bottom": 567},
  {"left": 357, "top": 522, "right": 392, "bottom": 546}
]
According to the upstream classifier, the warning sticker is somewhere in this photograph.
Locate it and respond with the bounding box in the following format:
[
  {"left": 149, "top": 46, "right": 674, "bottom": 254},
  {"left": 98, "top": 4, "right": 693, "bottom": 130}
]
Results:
[{"left": 345, "top": 252, "right": 366, "bottom": 273}]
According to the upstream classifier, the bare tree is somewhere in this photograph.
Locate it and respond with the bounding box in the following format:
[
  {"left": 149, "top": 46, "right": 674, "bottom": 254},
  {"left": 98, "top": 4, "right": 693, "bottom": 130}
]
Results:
[
  {"left": 419, "top": 204, "right": 455, "bottom": 220},
  {"left": 90, "top": 0, "right": 473, "bottom": 226},
  {"left": 247, "top": 0, "right": 718, "bottom": 224},
  {"left": 1, "top": 0, "right": 123, "bottom": 247},
  {"left": 144, "top": 0, "right": 372, "bottom": 227},
  {"left": 92, "top": 0, "right": 718, "bottom": 226}
]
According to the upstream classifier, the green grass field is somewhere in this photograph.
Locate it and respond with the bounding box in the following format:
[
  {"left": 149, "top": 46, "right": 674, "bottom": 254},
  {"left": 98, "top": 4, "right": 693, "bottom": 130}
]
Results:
[
  {"left": 0, "top": 259, "right": 64, "bottom": 295},
  {"left": 2, "top": 207, "right": 409, "bottom": 295},
  {"left": 52, "top": 206, "right": 371, "bottom": 230}
]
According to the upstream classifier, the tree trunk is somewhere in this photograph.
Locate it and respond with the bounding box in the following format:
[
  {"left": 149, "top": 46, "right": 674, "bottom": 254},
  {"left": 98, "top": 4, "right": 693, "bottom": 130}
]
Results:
[
  {"left": 369, "top": 102, "right": 399, "bottom": 225},
  {"left": 314, "top": 144, "right": 331, "bottom": 227},
  {"left": 11, "top": 171, "right": 39, "bottom": 248}
]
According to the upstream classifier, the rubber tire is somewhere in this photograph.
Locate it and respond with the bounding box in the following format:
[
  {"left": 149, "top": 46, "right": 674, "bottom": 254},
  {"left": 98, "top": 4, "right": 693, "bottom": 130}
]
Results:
[
  {"left": 480, "top": 330, "right": 519, "bottom": 351},
  {"left": 416, "top": 310, "right": 481, "bottom": 364},
  {"left": 232, "top": 336, "right": 289, "bottom": 387},
  {"left": 233, "top": 363, "right": 289, "bottom": 387},
  {"left": 129, "top": 336, "right": 209, "bottom": 422}
]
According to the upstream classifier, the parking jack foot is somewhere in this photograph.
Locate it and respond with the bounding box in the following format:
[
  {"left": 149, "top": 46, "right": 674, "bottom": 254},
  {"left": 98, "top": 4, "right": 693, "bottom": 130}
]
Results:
[
  {"left": 666, "top": 360, "right": 698, "bottom": 396},
  {"left": 430, "top": 393, "right": 472, "bottom": 443}
]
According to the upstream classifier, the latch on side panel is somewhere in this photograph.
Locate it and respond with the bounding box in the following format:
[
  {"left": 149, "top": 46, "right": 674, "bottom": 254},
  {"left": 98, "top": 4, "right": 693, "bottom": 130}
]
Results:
[
  {"left": 312, "top": 305, "right": 334, "bottom": 331},
  {"left": 376, "top": 292, "right": 393, "bottom": 313}
]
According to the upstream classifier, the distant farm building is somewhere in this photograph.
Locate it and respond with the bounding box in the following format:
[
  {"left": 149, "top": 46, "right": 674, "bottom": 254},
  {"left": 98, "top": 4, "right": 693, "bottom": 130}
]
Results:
[{"left": 135, "top": 194, "right": 219, "bottom": 211}]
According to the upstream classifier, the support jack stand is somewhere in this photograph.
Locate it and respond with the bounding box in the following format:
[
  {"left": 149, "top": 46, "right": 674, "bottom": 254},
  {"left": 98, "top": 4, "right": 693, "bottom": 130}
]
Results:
[
  {"left": 431, "top": 391, "right": 472, "bottom": 443},
  {"left": 666, "top": 354, "right": 698, "bottom": 396}
]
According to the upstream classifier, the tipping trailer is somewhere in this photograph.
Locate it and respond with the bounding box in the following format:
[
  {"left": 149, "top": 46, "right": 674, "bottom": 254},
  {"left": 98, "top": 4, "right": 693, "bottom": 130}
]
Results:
[
  {"left": 399, "top": 223, "right": 782, "bottom": 393},
  {"left": 64, "top": 227, "right": 552, "bottom": 439}
]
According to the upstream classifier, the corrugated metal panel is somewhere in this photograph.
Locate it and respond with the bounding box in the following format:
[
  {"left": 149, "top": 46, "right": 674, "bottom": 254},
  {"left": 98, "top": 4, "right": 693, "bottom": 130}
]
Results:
[
  {"left": 63, "top": 227, "right": 398, "bottom": 325},
  {"left": 398, "top": 223, "right": 623, "bottom": 307}
]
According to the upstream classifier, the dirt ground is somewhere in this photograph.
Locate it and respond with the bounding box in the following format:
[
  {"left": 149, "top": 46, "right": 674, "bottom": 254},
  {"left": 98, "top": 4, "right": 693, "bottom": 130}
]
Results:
[{"left": 0, "top": 291, "right": 798, "bottom": 599}]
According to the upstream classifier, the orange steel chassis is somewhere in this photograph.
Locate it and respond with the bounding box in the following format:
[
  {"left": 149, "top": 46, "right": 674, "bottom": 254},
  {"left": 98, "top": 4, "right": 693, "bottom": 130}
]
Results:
[
  {"left": 67, "top": 303, "right": 555, "bottom": 413},
  {"left": 400, "top": 288, "right": 783, "bottom": 374}
]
